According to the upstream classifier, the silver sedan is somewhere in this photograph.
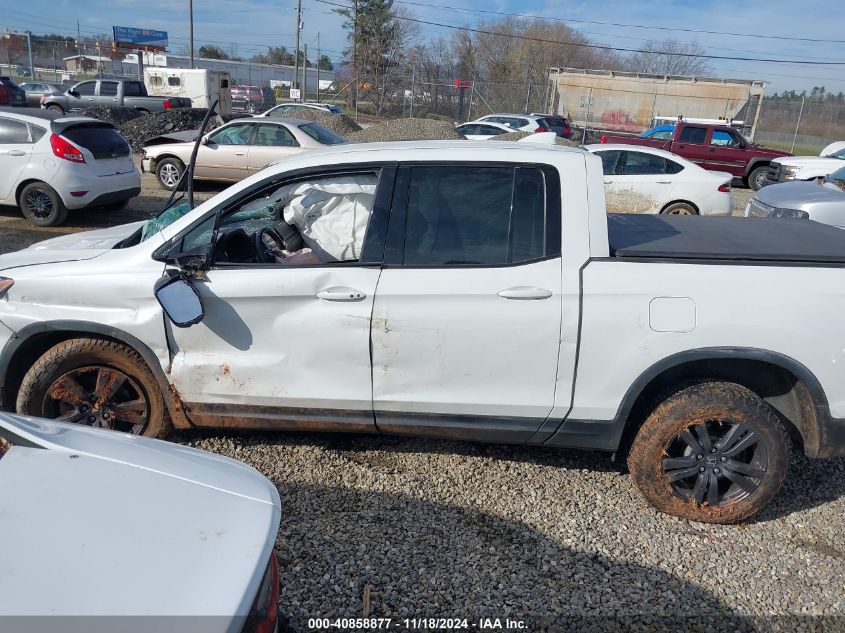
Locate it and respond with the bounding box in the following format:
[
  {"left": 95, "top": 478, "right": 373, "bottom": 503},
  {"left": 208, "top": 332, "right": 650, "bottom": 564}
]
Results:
[{"left": 141, "top": 117, "right": 346, "bottom": 190}]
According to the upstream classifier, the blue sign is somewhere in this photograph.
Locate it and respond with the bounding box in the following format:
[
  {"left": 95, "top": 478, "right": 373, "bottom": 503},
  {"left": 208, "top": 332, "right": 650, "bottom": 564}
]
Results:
[{"left": 113, "top": 26, "right": 168, "bottom": 51}]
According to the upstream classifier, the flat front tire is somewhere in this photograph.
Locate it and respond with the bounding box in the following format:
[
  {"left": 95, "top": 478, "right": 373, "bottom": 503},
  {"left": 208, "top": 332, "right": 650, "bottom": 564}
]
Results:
[
  {"left": 16, "top": 337, "right": 171, "bottom": 438},
  {"left": 628, "top": 382, "right": 791, "bottom": 524}
]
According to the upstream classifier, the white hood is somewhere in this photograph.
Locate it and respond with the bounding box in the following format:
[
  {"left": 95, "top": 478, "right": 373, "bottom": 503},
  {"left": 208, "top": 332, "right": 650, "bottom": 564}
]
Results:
[
  {"left": 775, "top": 156, "right": 843, "bottom": 169},
  {"left": 0, "top": 415, "right": 281, "bottom": 629},
  {"left": 0, "top": 221, "right": 144, "bottom": 272}
]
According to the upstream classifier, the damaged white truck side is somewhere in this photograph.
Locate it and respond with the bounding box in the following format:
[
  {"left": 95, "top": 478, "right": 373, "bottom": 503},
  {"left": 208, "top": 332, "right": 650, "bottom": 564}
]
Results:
[{"left": 1, "top": 141, "right": 844, "bottom": 524}]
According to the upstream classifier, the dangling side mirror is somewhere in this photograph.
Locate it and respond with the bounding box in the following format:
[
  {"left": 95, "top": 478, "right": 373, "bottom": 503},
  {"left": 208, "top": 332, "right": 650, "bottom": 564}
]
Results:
[{"left": 154, "top": 274, "right": 205, "bottom": 328}]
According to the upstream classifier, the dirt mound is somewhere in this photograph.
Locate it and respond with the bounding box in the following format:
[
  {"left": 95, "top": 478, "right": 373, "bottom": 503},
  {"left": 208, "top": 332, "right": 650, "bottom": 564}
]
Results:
[
  {"left": 276, "top": 108, "right": 362, "bottom": 136},
  {"left": 346, "top": 118, "right": 465, "bottom": 143},
  {"left": 489, "top": 131, "right": 580, "bottom": 148},
  {"left": 115, "top": 108, "right": 221, "bottom": 151},
  {"left": 77, "top": 107, "right": 146, "bottom": 126}
]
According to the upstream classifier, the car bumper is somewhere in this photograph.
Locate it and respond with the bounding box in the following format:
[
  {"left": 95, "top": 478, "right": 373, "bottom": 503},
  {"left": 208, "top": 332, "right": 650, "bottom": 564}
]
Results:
[
  {"left": 141, "top": 158, "right": 152, "bottom": 174},
  {"left": 59, "top": 170, "right": 142, "bottom": 209}
]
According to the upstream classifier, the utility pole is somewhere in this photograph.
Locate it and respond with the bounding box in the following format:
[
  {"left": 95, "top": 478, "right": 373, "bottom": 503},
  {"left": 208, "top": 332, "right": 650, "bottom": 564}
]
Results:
[
  {"left": 316, "top": 32, "right": 320, "bottom": 103},
  {"left": 294, "top": 0, "right": 302, "bottom": 99},
  {"left": 76, "top": 20, "right": 82, "bottom": 67},
  {"left": 350, "top": 0, "right": 358, "bottom": 115},
  {"left": 302, "top": 43, "right": 308, "bottom": 102},
  {"left": 189, "top": 0, "right": 195, "bottom": 68}
]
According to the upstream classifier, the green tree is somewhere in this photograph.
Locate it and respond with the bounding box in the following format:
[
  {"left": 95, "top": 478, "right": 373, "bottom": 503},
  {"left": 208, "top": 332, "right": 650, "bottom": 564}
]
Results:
[
  {"left": 317, "top": 54, "right": 334, "bottom": 71},
  {"left": 199, "top": 44, "right": 231, "bottom": 60}
]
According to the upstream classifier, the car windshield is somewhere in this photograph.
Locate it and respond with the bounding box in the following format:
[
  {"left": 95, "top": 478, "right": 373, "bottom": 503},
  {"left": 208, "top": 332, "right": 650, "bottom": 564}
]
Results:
[
  {"left": 824, "top": 166, "right": 845, "bottom": 190},
  {"left": 830, "top": 148, "right": 845, "bottom": 160},
  {"left": 298, "top": 123, "right": 346, "bottom": 145}
]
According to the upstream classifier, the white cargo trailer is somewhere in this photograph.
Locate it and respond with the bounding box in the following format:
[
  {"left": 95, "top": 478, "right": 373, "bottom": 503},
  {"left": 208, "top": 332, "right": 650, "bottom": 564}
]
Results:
[{"left": 144, "top": 68, "right": 232, "bottom": 115}]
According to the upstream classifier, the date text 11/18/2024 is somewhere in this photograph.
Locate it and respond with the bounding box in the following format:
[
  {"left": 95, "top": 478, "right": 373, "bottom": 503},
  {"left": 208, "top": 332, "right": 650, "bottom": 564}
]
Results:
[{"left": 306, "top": 617, "right": 527, "bottom": 630}]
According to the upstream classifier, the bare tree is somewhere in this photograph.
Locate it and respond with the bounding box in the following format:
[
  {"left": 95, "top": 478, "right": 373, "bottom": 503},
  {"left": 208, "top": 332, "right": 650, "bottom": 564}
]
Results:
[{"left": 628, "top": 39, "right": 710, "bottom": 76}]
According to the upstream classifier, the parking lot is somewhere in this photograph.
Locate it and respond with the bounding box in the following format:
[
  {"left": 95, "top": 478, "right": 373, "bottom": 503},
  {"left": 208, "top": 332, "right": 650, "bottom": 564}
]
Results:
[{"left": 1, "top": 174, "right": 842, "bottom": 631}]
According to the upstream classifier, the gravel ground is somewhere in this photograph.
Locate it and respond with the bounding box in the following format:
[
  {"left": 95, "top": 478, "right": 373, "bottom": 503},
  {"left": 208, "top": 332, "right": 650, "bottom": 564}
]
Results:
[{"left": 0, "top": 162, "right": 840, "bottom": 632}]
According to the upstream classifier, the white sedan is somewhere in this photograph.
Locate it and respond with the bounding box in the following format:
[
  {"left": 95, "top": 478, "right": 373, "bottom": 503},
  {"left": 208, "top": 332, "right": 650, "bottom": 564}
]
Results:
[
  {"left": 0, "top": 413, "right": 283, "bottom": 633},
  {"left": 584, "top": 144, "right": 733, "bottom": 215},
  {"left": 454, "top": 121, "right": 514, "bottom": 140}
]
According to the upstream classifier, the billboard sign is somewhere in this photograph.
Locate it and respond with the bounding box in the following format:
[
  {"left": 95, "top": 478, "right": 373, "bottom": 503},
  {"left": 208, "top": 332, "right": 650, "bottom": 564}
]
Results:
[{"left": 113, "top": 26, "right": 168, "bottom": 51}]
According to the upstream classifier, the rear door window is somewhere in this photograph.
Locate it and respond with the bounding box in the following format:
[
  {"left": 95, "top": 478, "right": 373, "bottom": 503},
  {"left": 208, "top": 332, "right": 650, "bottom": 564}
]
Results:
[
  {"left": 401, "top": 165, "right": 552, "bottom": 266},
  {"left": 254, "top": 123, "right": 298, "bottom": 147},
  {"left": 0, "top": 117, "right": 30, "bottom": 143},
  {"left": 123, "top": 82, "right": 144, "bottom": 96},
  {"left": 619, "top": 151, "right": 670, "bottom": 175},
  {"left": 595, "top": 150, "right": 622, "bottom": 175},
  {"left": 99, "top": 81, "right": 119, "bottom": 97},
  {"left": 678, "top": 126, "right": 707, "bottom": 144},
  {"left": 61, "top": 124, "right": 131, "bottom": 158}
]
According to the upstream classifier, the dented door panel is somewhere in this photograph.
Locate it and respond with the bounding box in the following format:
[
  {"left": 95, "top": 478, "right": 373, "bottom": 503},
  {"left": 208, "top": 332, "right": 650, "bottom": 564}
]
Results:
[{"left": 166, "top": 266, "right": 380, "bottom": 420}]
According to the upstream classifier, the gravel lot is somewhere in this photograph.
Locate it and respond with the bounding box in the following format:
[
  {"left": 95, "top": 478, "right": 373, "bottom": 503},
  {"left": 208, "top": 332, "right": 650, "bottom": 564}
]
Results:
[{"left": 0, "top": 170, "right": 841, "bottom": 632}]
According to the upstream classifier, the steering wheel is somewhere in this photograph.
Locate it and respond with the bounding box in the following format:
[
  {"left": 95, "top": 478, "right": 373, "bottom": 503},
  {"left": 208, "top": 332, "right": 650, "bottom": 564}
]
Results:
[{"left": 255, "top": 226, "right": 286, "bottom": 263}]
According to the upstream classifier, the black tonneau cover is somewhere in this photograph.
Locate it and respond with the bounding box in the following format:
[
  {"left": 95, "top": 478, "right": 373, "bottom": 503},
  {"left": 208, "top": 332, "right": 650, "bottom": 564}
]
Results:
[{"left": 608, "top": 214, "right": 845, "bottom": 264}]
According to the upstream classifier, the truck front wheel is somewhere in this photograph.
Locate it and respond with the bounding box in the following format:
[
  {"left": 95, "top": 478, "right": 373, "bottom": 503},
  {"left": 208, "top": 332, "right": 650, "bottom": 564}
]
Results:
[
  {"left": 627, "top": 381, "right": 791, "bottom": 524},
  {"left": 46, "top": 104, "right": 64, "bottom": 114},
  {"left": 16, "top": 337, "right": 171, "bottom": 438},
  {"left": 747, "top": 165, "right": 769, "bottom": 191}
]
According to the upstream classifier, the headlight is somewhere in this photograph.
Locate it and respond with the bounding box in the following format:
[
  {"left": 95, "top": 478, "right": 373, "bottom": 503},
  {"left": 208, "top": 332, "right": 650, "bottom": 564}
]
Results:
[
  {"left": 770, "top": 208, "right": 809, "bottom": 219},
  {"left": 783, "top": 166, "right": 801, "bottom": 180},
  {"left": 0, "top": 277, "right": 13, "bottom": 298}
]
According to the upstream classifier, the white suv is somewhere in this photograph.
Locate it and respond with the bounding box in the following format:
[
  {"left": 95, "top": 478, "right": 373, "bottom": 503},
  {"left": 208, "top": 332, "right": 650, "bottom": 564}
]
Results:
[
  {"left": 468, "top": 113, "right": 551, "bottom": 133},
  {"left": 0, "top": 108, "right": 140, "bottom": 226}
]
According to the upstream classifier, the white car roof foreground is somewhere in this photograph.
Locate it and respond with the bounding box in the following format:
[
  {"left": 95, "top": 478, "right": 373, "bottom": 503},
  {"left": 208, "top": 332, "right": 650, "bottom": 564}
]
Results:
[
  {"left": 0, "top": 413, "right": 281, "bottom": 623},
  {"left": 0, "top": 106, "right": 100, "bottom": 127}
]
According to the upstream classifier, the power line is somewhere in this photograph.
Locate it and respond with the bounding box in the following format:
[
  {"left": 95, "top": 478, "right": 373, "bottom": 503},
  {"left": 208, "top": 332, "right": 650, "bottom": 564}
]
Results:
[
  {"left": 313, "top": 0, "right": 845, "bottom": 67},
  {"left": 389, "top": 0, "right": 845, "bottom": 45}
]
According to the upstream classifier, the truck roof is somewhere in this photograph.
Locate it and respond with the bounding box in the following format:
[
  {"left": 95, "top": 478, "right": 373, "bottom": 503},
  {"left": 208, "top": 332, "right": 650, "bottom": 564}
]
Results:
[{"left": 608, "top": 214, "right": 845, "bottom": 264}]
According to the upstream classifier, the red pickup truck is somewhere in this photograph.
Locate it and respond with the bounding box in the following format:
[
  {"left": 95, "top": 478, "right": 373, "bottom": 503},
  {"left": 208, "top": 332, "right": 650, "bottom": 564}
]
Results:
[{"left": 601, "top": 122, "right": 791, "bottom": 190}]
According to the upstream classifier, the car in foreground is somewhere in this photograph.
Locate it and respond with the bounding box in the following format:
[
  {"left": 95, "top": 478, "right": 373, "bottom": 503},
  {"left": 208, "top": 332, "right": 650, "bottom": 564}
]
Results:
[
  {"left": 17, "top": 82, "right": 63, "bottom": 108},
  {"left": 746, "top": 164, "right": 845, "bottom": 227},
  {"left": 1, "top": 139, "right": 844, "bottom": 524},
  {"left": 0, "top": 76, "right": 27, "bottom": 107},
  {"left": 454, "top": 120, "right": 514, "bottom": 140},
  {"left": 469, "top": 113, "right": 553, "bottom": 133},
  {"left": 584, "top": 143, "right": 732, "bottom": 215},
  {"left": 764, "top": 141, "right": 845, "bottom": 186},
  {"left": 601, "top": 121, "right": 791, "bottom": 190},
  {"left": 265, "top": 102, "right": 342, "bottom": 116},
  {"left": 40, "top": 78, "right": 191, "bottom": 114},
  {"left": 0, "top": 413, "right": 282, "bottom": 632},
  {"left": 141, "top": 117, "right": 347, "bottom": 189},
  {"left": 0, "top": 107, "right": 140, "bottom": 226}
]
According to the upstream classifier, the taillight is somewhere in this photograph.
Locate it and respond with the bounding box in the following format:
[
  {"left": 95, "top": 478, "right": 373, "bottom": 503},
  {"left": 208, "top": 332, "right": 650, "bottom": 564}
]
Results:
[
  {"left": 163, "top": 99, "right": 173, "bottom": 110},
  {"left": 50, "top": 134, "right": 85, "bottom": 163},
  {"left": 718, "top": 183, "right": 731, "bottom": 193},
  {"left": 535, "top": 126, "right": 549, "bottom": 132},
  {"left": 600, "top": 135, "right": 607, "bottom": 144},
  {"left": 563, "top": 128, "right": 572, "bottom": 135},
  {"left": 0, "top": 277, "right": 13, "bottom": 298},
  {"left": 242, "top": 552, "right": 279, "bottom": 633}
]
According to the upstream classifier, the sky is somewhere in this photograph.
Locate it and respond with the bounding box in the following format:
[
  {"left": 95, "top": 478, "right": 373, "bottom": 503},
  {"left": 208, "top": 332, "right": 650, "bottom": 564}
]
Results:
[{"left": 3, "top": 0, "right": 845, "bottom": 94}]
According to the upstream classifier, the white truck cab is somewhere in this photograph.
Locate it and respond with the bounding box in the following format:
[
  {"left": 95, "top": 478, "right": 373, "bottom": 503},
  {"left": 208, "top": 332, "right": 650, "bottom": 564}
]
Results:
[{"left": 0, "top": 140, "right": 843, "bottom": 524}]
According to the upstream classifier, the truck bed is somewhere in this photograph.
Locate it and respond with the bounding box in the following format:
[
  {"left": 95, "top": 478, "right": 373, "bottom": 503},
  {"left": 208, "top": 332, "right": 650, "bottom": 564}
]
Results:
[{"left": 607, "top": 214, "right": 845, "bottom": 264}]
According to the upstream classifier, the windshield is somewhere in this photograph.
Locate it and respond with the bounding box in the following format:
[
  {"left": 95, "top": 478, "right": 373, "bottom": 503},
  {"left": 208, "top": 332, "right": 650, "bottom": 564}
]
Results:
[
  {"left": 831, "top": 148, "right": 845, "bottom": 160},
  {"left": 824, "top": 166, "right": 845, "bottom": 190},
  {"left": 298, "top": 123, "right": 346, "bottom": 145}
]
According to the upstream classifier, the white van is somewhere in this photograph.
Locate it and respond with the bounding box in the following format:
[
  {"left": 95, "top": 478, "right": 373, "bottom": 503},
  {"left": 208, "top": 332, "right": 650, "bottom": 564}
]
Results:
[{"left": 144, "top": 68, "right": 232, "bottom": 115}]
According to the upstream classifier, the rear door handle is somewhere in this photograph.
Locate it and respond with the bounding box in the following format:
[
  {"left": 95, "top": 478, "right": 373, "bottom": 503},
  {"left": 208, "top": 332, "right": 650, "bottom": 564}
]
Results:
[
  {"left": 2, "top": 149, "right": 26, "bottom": 156},
  {"left": 317, "top": 287, "right": 366, "bottom": 302},
  {"left": 498, "top": 286, "right": 552, "bottom": 300},
  {"left": 655, "top": 180, "right": 672, "bottom": 184},
  {"left": 235, "top": 152, "right": 246, "bottom": 156}
]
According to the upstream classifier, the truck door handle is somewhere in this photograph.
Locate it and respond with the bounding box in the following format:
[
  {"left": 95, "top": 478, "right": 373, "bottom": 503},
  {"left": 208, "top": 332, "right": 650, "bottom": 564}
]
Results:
[
  {"left": 707, "top": 148, "right": 716, "bottom": 153},
  {"left": 498, "top": 286, "right": 552, "bottom": 300},
  {"left": 87, "top": 97, "right": 95, "bottom": 101},
  {"left": 677, "top": 144, "right": 685, "bottom": 149},
  {"left": 235, "top": 152, "right": 246, "bottom": 156},
  {"left": 317, "top": 287, "right": 366, "bottom": 302},
  {"left": 655, "top": 180, "right": 671, "bottom": 184}
]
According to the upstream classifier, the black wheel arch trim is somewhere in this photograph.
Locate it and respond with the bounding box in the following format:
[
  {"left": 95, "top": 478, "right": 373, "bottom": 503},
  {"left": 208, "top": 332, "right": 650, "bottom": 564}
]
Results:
[
  {"left": 0, "top": 320, "right": 191, "bottom": 428},
  {"left": 544, "top": 347, "right": 843, "bottom": 459},
  {"left": 744, "top": 158, "right": 771, "bottom": 178}
]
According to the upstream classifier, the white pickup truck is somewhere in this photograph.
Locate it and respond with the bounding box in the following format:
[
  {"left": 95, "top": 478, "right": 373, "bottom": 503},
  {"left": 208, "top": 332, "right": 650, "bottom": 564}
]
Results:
[{"left": 0, "top": 140, "right": 843, "bottom": 524}]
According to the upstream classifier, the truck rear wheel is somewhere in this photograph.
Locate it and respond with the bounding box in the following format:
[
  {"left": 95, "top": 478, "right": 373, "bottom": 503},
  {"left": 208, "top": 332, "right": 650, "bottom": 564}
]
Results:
[
  {"left": 627, "top": 381, "right": 790, "bottom": 524},
  {"left": 16, "top": 337, "right": 171, "bottom": 438},
  {"left": 748, "top": 166, "right": 769, "bottom": 191}
]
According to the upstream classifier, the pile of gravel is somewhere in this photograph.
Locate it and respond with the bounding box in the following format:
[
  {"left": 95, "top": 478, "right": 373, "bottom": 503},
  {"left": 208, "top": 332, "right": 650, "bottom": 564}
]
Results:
[
  {"left": 489, "top": 130, "right": 580, "bottom": 148},
  {"left": 277, "top": 108, "right": 362, "bottom": 137},
  {"left": 77, "top": 106, "right": 145, "bottom": 126},
  {"left": 114, "top": 108, "right": 220, "bottom": 151},
  {"left": 347, "top": 118, "right": 465, "bottom": 143}
]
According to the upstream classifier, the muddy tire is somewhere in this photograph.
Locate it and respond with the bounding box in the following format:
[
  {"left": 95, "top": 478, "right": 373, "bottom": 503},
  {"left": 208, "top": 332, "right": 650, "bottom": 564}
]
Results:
[
  {"left": 16, "top": 337, "right": 171, "bottom": 438},
  {"left": 628, "top": 382, "right": 790, "bottom": 524},
  {"left": 156, "top": 157, "right": 185, "bottom": 191},
  {"left": 661, "top": 202, "right": 697, "bottom": 215},
  {"left": 748, "top": 165, "right": 769, "bottom": 191},
  {"left": 19, "top": 182, "right": 68, "bottom": 227}
]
